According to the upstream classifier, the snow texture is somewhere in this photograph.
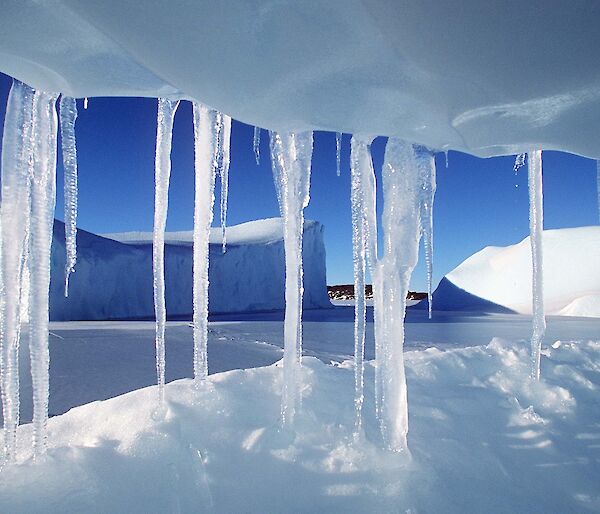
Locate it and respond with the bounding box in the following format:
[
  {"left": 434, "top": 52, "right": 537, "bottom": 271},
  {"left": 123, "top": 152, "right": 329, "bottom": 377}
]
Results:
[
  {"left": 1, "top": 1, "right": 600, "bottom": 159},
  {"left": 2, "top": 333, "right": 600, "bottom": 513},
  {"left": 428, "top": 226, "right": 600, "bottom": 317}
]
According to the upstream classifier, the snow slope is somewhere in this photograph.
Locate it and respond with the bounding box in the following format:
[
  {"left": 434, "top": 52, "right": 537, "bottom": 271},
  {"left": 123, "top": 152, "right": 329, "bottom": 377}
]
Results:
[
  {"left": 2, "top": 336, "right": 600, "bottom": 513},
  {"left": 50, "top": 218, "right": 331, "bottom": 320},
  {"left": 1, "top": 1, "right": 600, "bottom": 158},
  {"left": 427, "top": 226, "right": 600, "bottom": 316}
]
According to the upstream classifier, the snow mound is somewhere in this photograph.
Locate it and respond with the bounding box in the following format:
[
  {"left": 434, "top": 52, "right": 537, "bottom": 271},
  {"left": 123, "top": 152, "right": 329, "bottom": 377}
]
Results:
[
  {"left": 1, "top": 1, "right": 600, "bottom": 158},
  {"left": 559, "top": 294, "right": 600, "bottom": 318},
  {"left": 50, "top": 218, "right": 331, "bottom": 320},
  {"left": 428, "top": 226, "right": 600, "bottom": 316},
  {"left": 2, "top": 339, "right": 600, "bottom": 513}
]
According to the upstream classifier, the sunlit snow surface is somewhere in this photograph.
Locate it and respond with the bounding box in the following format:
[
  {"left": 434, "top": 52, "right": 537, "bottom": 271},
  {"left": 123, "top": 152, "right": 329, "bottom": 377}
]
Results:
[{"left": 1, "top": 314, "right": 599, "bottom": 513}]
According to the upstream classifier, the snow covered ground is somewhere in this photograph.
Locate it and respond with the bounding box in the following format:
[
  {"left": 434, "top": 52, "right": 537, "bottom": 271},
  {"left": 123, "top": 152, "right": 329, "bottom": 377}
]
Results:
[{"left": 2, "top": 309, "right": 599, "bottom": 512}]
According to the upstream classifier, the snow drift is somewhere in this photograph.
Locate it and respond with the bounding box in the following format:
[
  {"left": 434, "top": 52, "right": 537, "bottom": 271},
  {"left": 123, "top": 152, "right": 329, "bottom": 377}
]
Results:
[
  {"left": 427, "top": 226, "right": 600, "bottom": 316},
  {"left": 2, "top": 338, "right": 600, "bottom": 513},
  {"left": 50, "top": 218, "right": 331, "bottom": 320},
  {"left": 1, "top": 1, "right": 600, "bottom": 158}
]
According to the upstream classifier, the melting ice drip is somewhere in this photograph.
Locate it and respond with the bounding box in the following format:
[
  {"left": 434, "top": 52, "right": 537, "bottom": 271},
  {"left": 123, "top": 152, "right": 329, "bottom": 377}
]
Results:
[
  {"left": 416, "top": 147, "right": 437, "bottom": 319},
  {"left": 152, "top": 98, "right": 180, "bottom": 411},
  {"left": 336, "top": 132, "right": 342, "bottom": 176},
  {"left": 350, "top": 137, "right": 436, "bottom": 450},
  {"left": 253, "top": 126, "right": 261, "bottom": 165},
  {"left": 349, "top": 135, "right": 377, "bottom": 438},
  {"left": 269, "top": 131, "right": 313, "bottom": 427},
  {"left": 191, "top": 103, "right": 219, "bottom": 383},
  {"left": 215, "top": 113, "right": 232, "bottom": 253},
  {"left": 527, "top": 150, "right": 545, "bottom": 381},
  {"left": 0, "top": 80, "right": 58, "bottom": 460},
  {"left": 59, "top": 96, "right": 78, "bottom": 297}
]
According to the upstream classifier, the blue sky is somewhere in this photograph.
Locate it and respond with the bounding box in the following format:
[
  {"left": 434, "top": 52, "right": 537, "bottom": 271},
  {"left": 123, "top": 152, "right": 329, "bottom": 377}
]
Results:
[{"left": 0, "top": 73, "right": 598, "bottom": 291}]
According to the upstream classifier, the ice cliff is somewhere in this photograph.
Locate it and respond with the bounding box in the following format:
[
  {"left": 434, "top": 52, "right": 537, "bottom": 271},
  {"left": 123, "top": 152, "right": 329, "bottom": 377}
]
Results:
[{"left": 49, "top": 218, "right": 331, "bottom": 320}]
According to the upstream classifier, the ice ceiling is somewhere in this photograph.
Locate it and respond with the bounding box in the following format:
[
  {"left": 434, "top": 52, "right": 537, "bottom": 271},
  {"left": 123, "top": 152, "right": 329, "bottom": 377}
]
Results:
[{"left": 1, "top": 0, "right": 600, "bottom": 158}]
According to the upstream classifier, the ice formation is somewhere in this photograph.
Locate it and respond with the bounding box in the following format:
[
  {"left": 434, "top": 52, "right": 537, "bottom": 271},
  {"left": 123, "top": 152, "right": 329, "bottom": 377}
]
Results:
[
  {"left": 59, "top": 96, "right": 78, "bottom": 297},
  {"left": 216, "top": 113, "right": 231, "bottom": 253},
  {"left": 349, "top": 136, "right": 369, "bottom": 436},
  {"left": 191, "top": 103, "right": 218, "bottom": 382},
  {"left": 28, "top": 90, "right": 58, "bottom": 457},
  {"left": 269, "top": 131, "right": 313, "bottom": 427},
  {"left": 1, "top": 80, "right": 35, "bottom": 460},
  {"left": 416, "top": 147, "right": 436, "bottom": 318},
  {"left": 253, "top": 126, "right": 261, "bottom": 165},
  {"left": 0, "top": 80, "right": 58, "bottom": 460},
  {"left": 336, "top": 132, "right": 342, "bottom": 176},
  {"left": 374, "top": 139, "right": 423, "bottom": 451},
  {"left": 528, "top": 150, "right": 545, "bottom": 381},
  {"left": 514, "top": 153, "right": 526, "bottom": 174},
  {"left": 152, "top": 98, "right": 180, "bottom": 409}
]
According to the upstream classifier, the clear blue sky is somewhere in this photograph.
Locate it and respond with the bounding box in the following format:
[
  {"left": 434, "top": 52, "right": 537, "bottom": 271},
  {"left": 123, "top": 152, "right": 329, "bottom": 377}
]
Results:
[{"left": 1, "top": 73, "right": 598, "bottom": 291}]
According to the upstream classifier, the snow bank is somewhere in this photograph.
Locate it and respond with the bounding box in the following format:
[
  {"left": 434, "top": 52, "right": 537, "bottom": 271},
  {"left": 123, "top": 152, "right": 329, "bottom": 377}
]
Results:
[
  {"left": 2, "top": 338, "right": 599, "bottom": 513},
  {"left": 50, "top": 218, "right": 331, "bottom": 320},
  {"left": 1, "top": 1, "right": 600, "bottom": 158},
  {"left": 427, "top": 226, "right": 600, "bottom": 316}
]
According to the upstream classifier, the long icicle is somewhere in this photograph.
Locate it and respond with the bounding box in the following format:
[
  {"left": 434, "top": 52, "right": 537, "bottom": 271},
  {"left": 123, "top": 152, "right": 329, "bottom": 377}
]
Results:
[
  {"left": 152, "top": 98, "right": 179, "bottom": 412},
  {"left": 375, "top": 138, "right": 423, "bottom": 452},
  {"left": 253, "top": 126, "right": 261, "bottom": 165},
  {"left": 59, "top": 96, "right": 78, "bottom": 297},
  {"left": 336, "top": 132, "right": 342, "bottom": 176},
  {"left": 218, "top": 114, "right": 231, "bottom": 253},
  {"left": 192, "top": 102, "right": 218, "bottom": 383},
  {"left": 528, "top": 150, "right": 545, "bottom": 381},
  {"left": 28, "top": 90, "right": 58, "bottom": 458},
  {"left": 417, "top": 147, "right": 437, "bottom": 319},
  {"left": 270, "top": 131, "right": 313, "bottom": 428},
  {"left": 349, "top": 135, "right": 375, "bottom": 438},
  {"left": 0, "top": 80, "right": 35, "bottom": 461}
]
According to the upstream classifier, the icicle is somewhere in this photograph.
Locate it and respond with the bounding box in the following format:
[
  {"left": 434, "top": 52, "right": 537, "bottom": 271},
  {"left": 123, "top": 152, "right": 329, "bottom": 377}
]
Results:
[
  {"left": 374, "top": 138, "right": 422, "bottom": 452},
  {"left": 217, "top": 114, "right": 231, "bottom": 253},
  {"left": 336, "top": 132, "right": 342, "bottom": 176},
  {"left": 0, "top": 80, "right": 35, "bottom": 461},
  {"left": 191, "top": 103, "right": 218, "bottom": 383},
  {"left": 514, "top": 153, "right": 526, "bottom": 174},
  {"left": 269, "top": 131, "right": 313, "bottom": 427},
  {"left": 83, "top": 97, "right": 88, "bottom": 110},
  {"left": 152, "top": 98, "right": 179, "bottom": 411},
  {"left": 527, "top": 150, "right": 545, "bottom": 381},
  {"left": 349, "top": 135, "right": 376, "bottom": 438},
  {"left": 253, "top": 126, "right": 261, "bottom": 165},
  {"left": 416, "top": 147, "right": 437, "bottom": 319},
  {"left": 28, "top": 90, "right": 58, "bottom": 457},
  {"left": 444, "top": 149, "right": 449, "bottom": 169},
  {"left": 60, "top": 96, "right": 78, "bottom": 297}
]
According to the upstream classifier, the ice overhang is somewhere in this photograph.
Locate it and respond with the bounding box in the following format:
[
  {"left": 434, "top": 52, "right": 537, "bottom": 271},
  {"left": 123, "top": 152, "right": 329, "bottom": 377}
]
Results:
[{"left": 1, "top": 0, "right": 599, "bottom": 158}]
